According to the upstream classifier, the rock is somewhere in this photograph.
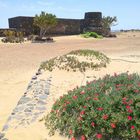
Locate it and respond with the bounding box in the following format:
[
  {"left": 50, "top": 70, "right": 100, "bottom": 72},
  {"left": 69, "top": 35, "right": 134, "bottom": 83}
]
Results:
[
  {"left": 2, "top": 138, "right": 9, "bottom": 140},
  {"left": 18, "top": 97, "right": 31, "bottom": 104},
  {"left": 32, "top": 76, "right": 37, "bottom": 80},
  {"left": 1, "top": 139, "right": 8, "bottom": 140},
  {"left": 39, "top": 94, "right": 47, "bottom": 100},
  {"left": 2, "top": 124, "right": 9, "bottom": 131},
  {"left": 0, "top": 133, "right": 5, "bottom": 139},
  {"left": 44, "top": 89, "right": 49, "bottom": 95},
  {"left": 24, "top": 108, "right": 32, "bottom": 113},
  {"left": 37, "top": 100, "right": 46, "bottom": 105},
  {"left": 36, "top": 106, "right": 46, "bottom": 111}
]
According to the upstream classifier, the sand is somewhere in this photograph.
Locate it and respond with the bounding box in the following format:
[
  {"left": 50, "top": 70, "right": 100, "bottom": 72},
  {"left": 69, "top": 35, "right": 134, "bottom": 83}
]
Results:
[{"left": 0, "top": 32, "right": 140, "bottom": 140}]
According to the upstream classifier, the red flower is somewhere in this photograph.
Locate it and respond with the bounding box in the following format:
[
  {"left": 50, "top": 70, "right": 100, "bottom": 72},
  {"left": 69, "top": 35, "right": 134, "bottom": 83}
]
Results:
[
  {"left": 66, "top": 101, "right": 70, "bottom": 104},
  {"left": 95, "top": 93, "right": 99, "bottom": 96},
  {"left": 102, "top": 115, "right": 108, "bottom": 120},
  {"left": 91, "top": 122, "right": 95, "bottom": 127},
  {"left": 78, "top": 116, "right": 83, "bottom": 121},
  {"left": 128, "top": 100, "right": 133, "bottom": 105},
  {"left": 122, "top": 101, "right": 127, "bottom": 105},
  {"left": 60, "top": 96, "right": 64, "bottom": 99},
  {"left": 73, "top": 96, "right": 78, "bottom": 100},
  {"left": 122, "top": 97, "right": 127, "bottom": 101},
  {"left": 138, "top": 83, "right": 140, "bottom": 87},
  {"left": 128, "top": 109, "right": 133, "bottom": 113},
  {"left": 80, "top": 91, "right": 85, "bottom": 95},
  {"left": 69, "top": 129, "right": 73, "bottom": 135},
  {"left": 127, "top": 116, "right": 132, "bottom": 120},
  {"left": 93, "top": 98, "right": 98, "bottom": 101},
  {"left": 137, "top": 130, "right": 140, "bottom": 135},
  {"left": 71, "top": 137, "right": 76, "bottom": 140},
  {"left": 134, "top": 89, "right": 139, "bottom": 93},
  {"left": 80, "top": 111, "right": 85, "bottom": 115},
  {"left": 131, "top": 126, "right": 135, "bottom": 129},
  {"left": 97, "top": 107, "right": 103, "bottom": 111},
  {"left": 96, "top": 134, "right": 102, "bottom": 139},
  {"left": 111, "top": 123, "right": 116, "bottom": 128},
  {"left": 83, "top": 106, "right": 87, "bottom": 109},
  {"left": 87, "top": 88, "right": 91, "bottom": 91},
  {"left": 126, "top": 105, "right": 131, "bottom": 109},
  {"left": 81, "top": 135, "right": 86, "bottom": 140}
]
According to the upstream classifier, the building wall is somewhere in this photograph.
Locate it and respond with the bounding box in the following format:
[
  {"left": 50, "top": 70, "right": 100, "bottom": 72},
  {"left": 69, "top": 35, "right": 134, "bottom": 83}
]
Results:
[{"left": 8, "top": 12, "right": 103, "bottom": 36}]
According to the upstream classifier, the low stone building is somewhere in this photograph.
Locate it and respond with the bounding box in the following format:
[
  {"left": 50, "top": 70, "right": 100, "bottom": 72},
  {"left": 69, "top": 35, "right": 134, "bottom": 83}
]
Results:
[{"left": 8, "top": 12, "right": 103, "bottom": 36}]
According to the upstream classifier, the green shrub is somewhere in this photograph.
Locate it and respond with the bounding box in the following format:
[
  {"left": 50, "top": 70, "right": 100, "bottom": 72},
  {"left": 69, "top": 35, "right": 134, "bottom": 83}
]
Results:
[
  {"left": 2, "top": 30, "right": 24, "bottom": 43},
  {"left": 40, "top": 50, "right": 110, "bottom": 72},
  {"left": 81, "top": 32, "right": 103, "bottom": 39},
  {"left": 45, "top": 72, "right": 140, "bottom": 140}
]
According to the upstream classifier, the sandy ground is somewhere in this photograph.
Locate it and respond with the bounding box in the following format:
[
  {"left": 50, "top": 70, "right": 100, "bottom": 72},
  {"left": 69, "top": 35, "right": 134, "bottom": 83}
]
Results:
[{"left": 0, "top": 32, "right": 140, "bottom": 139}]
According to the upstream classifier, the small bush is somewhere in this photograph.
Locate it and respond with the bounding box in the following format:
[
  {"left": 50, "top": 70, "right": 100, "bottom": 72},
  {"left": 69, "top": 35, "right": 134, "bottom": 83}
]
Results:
[
  {"left": 45, "top": 72, "right": 140, "bottom": 140},
  {"left": 81, "top": 32, "right": 103, "bottom": 39},
  {"left": 2, "top": 30, "right": 24, "bottom": 43},
  {"left": 40, "top": 50, "right": 110, "bottom": 72}
]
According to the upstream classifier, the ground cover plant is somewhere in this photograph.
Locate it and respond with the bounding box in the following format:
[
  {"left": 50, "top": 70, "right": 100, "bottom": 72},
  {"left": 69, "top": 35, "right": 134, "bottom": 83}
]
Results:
[
  {"left": 40, "top": 50, "right": 110, "bottom": 72},
  {"left": 81, "top": 32, "right": 103, "bottom": 39},
  {"left": 45, "top": 72, "right": 140, "bottom": 140}
]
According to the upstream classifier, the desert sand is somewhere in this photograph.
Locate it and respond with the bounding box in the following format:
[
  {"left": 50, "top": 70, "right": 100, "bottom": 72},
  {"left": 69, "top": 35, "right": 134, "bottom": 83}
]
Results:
[{"left": 0, "top": 32, "right": 140, "bottom": 140}]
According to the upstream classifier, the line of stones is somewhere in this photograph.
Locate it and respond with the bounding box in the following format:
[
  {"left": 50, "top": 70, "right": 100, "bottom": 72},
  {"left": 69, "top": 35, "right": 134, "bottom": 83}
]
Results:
[{"left": 0, "top": 69, "right": 51, "bottom": 140}]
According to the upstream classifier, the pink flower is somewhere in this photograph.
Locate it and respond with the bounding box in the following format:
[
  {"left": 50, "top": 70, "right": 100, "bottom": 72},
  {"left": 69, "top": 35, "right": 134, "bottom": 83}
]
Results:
[
  {"left": 91, "top": 122, "right": 95, "bottom": 127},
  {"left": 102, "top": 115, "right": 108, "bottom": 120},
  {"left": 83, "top": 106, "right": 87, "bottom": 109},
  {"left": 111, "top": 123, "right": 116, "bottom": 128},
  {"left": 122, "top": 101, "right": 127, "bottom": 105},
  {"left": 80, "top": 91, "right": 85, "bottom": 95},
  {"left": 73, "top": 96, "right": 78, "bottom": 100},
  {"left": 93, "top": 98, "right": 98, "bottom": 101},
  {"left": 138, "top": 83, "right": 140, "bottom": 87},
  {"left": 96, "top": 134, "right": 102, "bottom": 139},
  {"left": 97, "top": 107, "right": 103, "bottom": 111},
  {"left": 63, "top": 108, "right": 66, "bottom": 111},
  {"left": 128, "top": 100, "right": 133, "bottom": 105},
  {"left": 81, "top": 135, "right": 86, "bottom": 140},
  {"left": 128, "top": 109, "right": 133, "bottom": 113},
  {"left": 95, "top": 93, "right": 99, "bottom": 96},
  {"left": 122, "top": 97, "right": 127, "bottom": 101},
  {"left": 71, "top": 137, "right": 76, "bottom": 140},
  {"left": 78, "top": 116, "right": 83, "bottom": 121},
  {"left": 128, "top": 116, "right": 132, "bottom": 120},
  {"left": 87, "top": 88, "right": 91, "bottom": 91},
  {"left": 80, "top": 111, "right": 85, "bottom": 115},
  {"left": 131, "top": 126, "right": 135, "bottom": 129},
  {"left": 134, "top": 89, "right": 139, "bottom": 93},
  {"left": 69, "top": 129, "right": 73, "bottom": 135}
]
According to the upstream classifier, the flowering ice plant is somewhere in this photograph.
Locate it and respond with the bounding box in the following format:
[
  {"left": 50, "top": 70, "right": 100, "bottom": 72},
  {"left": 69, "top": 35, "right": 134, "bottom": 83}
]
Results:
[{"left": 45, "top": 72, "right": 140, "bottom": 140}]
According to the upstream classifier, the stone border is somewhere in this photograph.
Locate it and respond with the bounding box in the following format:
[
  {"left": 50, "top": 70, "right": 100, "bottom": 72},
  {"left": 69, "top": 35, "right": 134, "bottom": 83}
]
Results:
[{"left": 0, "top": 69, "right": 51, "bottom": 140}]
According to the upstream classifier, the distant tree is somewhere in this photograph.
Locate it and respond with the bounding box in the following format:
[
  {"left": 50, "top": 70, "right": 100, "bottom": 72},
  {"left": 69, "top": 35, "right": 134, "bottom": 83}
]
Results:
[
  {"left": 34, "top": 11, "right": 57, "bottom": 38},
  {"left": 102, "top": 16, "right": 118, "bottom": 35}
]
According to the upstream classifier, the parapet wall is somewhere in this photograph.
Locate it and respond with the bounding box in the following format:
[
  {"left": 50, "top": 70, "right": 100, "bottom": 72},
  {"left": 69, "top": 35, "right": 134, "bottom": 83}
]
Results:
[{"left": 8, "top": 12, "right": 103, "bottom": 36}]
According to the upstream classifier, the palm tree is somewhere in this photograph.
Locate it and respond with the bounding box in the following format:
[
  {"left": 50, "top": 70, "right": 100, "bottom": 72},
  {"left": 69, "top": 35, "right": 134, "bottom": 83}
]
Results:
[{"left": 102, "top": 16, "right": 118, "bottom": 35}]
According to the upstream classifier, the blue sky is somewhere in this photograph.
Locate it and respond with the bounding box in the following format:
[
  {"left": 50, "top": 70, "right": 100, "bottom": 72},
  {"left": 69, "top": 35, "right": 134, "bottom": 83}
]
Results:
[{"left": 0, "top": 0, "right": 140, "bottom": 30}]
